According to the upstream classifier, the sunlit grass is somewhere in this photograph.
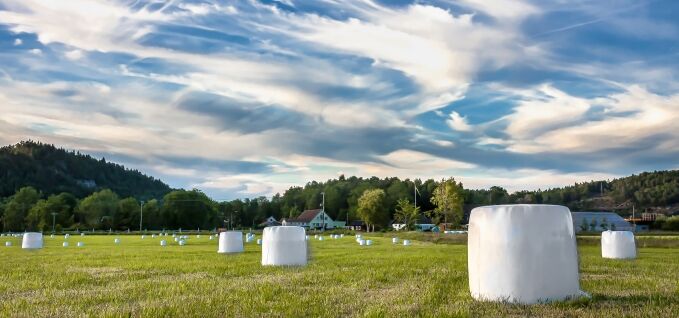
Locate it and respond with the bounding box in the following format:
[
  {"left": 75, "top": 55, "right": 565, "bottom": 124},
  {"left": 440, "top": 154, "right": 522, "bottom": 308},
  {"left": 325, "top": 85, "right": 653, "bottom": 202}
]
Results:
[{"left": 1, "top": 234, "right": 678, "bottom": 317}]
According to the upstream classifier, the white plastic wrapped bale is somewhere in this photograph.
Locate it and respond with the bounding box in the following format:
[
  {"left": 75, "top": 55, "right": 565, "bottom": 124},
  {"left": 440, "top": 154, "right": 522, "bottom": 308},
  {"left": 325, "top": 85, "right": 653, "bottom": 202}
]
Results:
[
  {"left": 318, "top": 236, "right": 324, "bottom": 241},
  {"left": 218, "top": 231, "right": 244, "bottom": 254},
  {"left": 114, "top": 238, "right": 121, "bottom": 244},
  {"left": 22, "top": 232, "right": 43, "bottom": 249},
  {"left": 5, "top": 241, "right": 12, "bottom": 247},
  {"left": 160, "top": 240, "right": 167, "bottom": 246},
  {"left": 601, "top": 231, "right": 636, "bottom": 259},
  {"left": 152, "top": 234, "right": 156, "bottom": 238},
  {"left": 62, "top": 242, "right": 69, "bottom": 247},
  {"left": 257, "top": 238, "right": 262, "bottom": 245},
  {"left": 179, "top": 240, "right": 186, "bottom": 246},
  {"left": 366, "top": 240, "right": 373, "bottom": 246},
  {"left": 81, "top": 233, "right": 85, "bottom": 236},
  {"left": 359, "top": 239, "right": 366, "bottom": 246},
  {"left": 64, "top": 234, "right": 70, "bottom": 239},
  {"left": 403, "top": 240, "right": 411, "bottom": 246},
  {"left": 392, "top": 237, "right": 398, "bottom": 244},
  {"left": 340, "top": 234, "right": 344, "bottom": 238},
  {"left": 209, "top": 235, "right": 214, "bottom": 240},
  {"left": 261, "top": 226, "right": 307, "bottom": 266},
  {"left": 77, "top": 242, "right": 84, "bottom": 247},
  {"left": 141, "top": 235, "right": 146, "bottom": 239},
  {"left": 468, "top": 204, "right": 583, "bottom": 304}
]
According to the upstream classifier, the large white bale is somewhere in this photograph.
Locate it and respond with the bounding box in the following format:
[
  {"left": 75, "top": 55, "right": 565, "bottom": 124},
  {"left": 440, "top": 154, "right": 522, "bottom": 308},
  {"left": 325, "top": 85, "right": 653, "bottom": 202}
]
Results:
[
  {"left": 77, "top": 242, "right": 84, "bottom": 247},
  {"left": 257, "top": 238, "right": 262, "bottom": 245},
  {"left": 359, "top": 239, "right": 366, "bottom": 246},
  {"left": 261, "top": 226, "right": 307, "bottom": 266},
  {"left": 179, "top": 240, "right": 186, "bottom": 246},
  {"left": 114, "top": 238, "right": 121, "bottom": 244},
  {"left": 601, "top": 231, "right": 636, "bottom": 259},
  {"left": 403, "top": 240, "right": 411, "bottom": 246},
  {"left": 64, "top": 234, "right": 70, "bottom": 239},
  {"left": 22, "top": 232, "right": 43, "bottom": 249},
  {"left": 468, "top": 205, "right": 583, "bottom": 304},
  {"left": 392, "top": 237, "right": 399, "bottom": 244},
  {"left": 160, "top": 240, "right": 167, "bottom": 246},
  {"left": 5, "top": 241, "right": 12, "bottom": 247},
  {"left": 81, "top": 233, "right": 85, "bottom": 236},
  {"left": 62, "top": 242, "right": 69, "bottom": 247},
  {"left": 366, "top": 240, "right": 373, "bottom": 246},
  {"left": 218, "top": 231, "right": 244, "bottom": 253}
]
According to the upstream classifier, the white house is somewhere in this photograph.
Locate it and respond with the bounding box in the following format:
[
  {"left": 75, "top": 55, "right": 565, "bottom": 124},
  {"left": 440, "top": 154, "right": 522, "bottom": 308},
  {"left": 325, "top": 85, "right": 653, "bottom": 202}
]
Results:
[{"left": 283, "top": 209, "right": 345, "bottom": 229}]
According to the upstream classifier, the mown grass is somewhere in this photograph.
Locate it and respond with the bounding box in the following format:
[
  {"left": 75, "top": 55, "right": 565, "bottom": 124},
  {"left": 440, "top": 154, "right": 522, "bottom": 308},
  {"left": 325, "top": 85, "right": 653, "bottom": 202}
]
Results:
[{"left": 1, "top": 234, "right": 678, "bottom": 317}]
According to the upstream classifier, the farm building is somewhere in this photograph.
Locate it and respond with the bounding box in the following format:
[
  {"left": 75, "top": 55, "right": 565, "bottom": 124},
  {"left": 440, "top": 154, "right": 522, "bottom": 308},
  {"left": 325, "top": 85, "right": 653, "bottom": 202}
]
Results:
[
  {"left": 259, "top": 216, "right": 281, "bottom": 227},
  {"left": 571, "top": 212, "right": 634, "bottom": 232},
  {"left": 282, "top": 209, "right": 345, "bottom": 230}
]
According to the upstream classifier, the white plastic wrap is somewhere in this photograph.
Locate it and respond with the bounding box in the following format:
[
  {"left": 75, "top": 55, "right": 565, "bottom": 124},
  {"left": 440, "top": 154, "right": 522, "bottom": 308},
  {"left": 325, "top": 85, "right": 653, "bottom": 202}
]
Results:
[
  {"left": 359, "top": 239, "right": 366, "bottom": 246},
  {"left": 601, "top": 231, "right": 636, "bottom": 259},
  {"left": 64, "top": 234, "right": 70, "bottom": 239},
  {"left": 77, "top": 242, "right": 84, "bottom": 247},
  {"left": 160, "top": 240, "right": 167, "bottom": 246},
  {"left": 402, "top": 240, "right": 411, "bottom": 246},
  {"left": 392, "top": 237, "right": 398, "bottom": 244},
  {"left": 366, "top": 240, "right": 373, "bottom": 246},
  {"left": 218, "top": 231, "right": 244, "bottom": 254},
  {"left": 22, "top": 232, "right": 43, "bottom": 249},
  {"left": 63, "top": 242, "right": 69, "bottom": 247},
  {"left": 179, "top": 240, "right": 186, "bottom": 246},
  {"left": 81, "top": 233, "right": 85, "bottom": 236},
  {"left": 261, "top": 226, "right": 307, "bottom": 266},
  {"left": 468, "top": 204, "right": 583, "bottom": 304},
  {"left": 114, "top": 238, "right": 121, "bottom": 244},
  {"left": 5, "top": 241, "right": 12, "bottom": 247},
  {"left": 257, "top": 238, "right": 262, "bottom": 245}
]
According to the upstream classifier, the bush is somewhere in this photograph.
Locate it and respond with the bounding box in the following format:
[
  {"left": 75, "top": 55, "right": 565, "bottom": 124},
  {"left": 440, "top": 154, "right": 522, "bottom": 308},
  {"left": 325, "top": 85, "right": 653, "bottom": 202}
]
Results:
[{"left": 661, "top": 216, "right": 679, "bottom": 231}]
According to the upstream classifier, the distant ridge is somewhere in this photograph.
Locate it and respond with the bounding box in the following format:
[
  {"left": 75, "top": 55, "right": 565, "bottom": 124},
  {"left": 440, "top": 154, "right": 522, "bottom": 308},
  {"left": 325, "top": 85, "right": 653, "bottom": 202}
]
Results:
[{"left": 0, "top": 140, "right": 171, "bottom": 199}]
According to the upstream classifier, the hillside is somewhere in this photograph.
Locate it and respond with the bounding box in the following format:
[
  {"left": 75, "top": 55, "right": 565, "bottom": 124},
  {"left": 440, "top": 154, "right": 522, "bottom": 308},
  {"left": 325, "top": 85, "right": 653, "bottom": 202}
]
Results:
[{"left": 0, "top": 141, "right": 171, "bottom": 199}]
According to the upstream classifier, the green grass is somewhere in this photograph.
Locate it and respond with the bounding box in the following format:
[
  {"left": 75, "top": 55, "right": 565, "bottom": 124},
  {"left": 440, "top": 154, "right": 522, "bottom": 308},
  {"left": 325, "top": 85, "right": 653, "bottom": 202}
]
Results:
[{"left": 1, "top": 234, "right": 678, "bottom": 317}]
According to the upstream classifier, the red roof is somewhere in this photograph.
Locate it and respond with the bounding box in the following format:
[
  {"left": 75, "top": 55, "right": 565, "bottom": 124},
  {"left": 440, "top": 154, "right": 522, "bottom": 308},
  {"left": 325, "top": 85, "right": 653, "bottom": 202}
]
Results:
[{"left": 287, "top": 209, "right": 322, "bottom": 223}]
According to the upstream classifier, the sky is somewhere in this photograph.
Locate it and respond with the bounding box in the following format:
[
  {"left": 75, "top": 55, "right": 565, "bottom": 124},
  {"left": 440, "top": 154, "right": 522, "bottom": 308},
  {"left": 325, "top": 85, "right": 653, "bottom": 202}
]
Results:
[{"left": 1, "top": 0, "right": 678, "bottom": 200}]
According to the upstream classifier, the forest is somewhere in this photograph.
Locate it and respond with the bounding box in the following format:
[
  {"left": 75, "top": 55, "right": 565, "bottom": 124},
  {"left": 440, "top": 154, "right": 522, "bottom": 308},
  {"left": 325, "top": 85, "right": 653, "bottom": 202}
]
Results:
[{"left": 1, "top": 141, "right": 678, "bottom": 232}]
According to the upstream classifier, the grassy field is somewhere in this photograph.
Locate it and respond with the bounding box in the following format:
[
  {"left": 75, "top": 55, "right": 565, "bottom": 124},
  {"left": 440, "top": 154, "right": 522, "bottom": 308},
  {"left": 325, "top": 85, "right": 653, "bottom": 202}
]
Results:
[{"left": 1, "top": 234, "right": 678, "bottom": 317}]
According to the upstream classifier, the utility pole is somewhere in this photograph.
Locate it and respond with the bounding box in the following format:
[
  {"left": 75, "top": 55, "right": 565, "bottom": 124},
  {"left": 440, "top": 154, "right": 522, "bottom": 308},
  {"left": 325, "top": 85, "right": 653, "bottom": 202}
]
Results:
[
  {"left": 414, "top": 184, "right": 417, "bottom": 208},
  {"left": 321, "top": 192, "right": 325, "bottom": 231},
  {"left": 51, "top": 212, "right": 58, "bottom": 234},
  {"left": 139, "top": 200, "right": 144, "bottom": 233}
]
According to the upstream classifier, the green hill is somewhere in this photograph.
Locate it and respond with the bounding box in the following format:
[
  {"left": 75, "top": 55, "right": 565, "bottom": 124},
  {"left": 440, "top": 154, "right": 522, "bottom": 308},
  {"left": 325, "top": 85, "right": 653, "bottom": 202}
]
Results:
[{"left": 0, "top": 141, "right": 171, "bottom": 200}]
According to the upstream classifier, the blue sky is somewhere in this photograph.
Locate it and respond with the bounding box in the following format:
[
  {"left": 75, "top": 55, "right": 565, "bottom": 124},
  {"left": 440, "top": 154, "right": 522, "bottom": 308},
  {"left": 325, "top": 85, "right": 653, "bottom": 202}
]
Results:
[{"left": 1, "top": 0, "right": 678, "bottom": 199}]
